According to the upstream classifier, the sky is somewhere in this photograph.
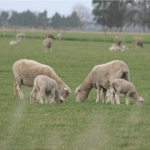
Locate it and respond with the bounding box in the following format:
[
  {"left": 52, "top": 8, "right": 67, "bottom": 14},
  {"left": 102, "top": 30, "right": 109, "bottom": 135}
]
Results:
[{"left": 0, "top": 0, "right": 93, "bottom": 17}]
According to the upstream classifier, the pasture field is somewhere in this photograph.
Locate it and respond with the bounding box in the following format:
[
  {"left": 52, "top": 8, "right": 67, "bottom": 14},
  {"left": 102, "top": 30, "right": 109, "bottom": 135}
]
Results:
[{"left": 0, "top": 32, "right": 150, "bottom": 150}]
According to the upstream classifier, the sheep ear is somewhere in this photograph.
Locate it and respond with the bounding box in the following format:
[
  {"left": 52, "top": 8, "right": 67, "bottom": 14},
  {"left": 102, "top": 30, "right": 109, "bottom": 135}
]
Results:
[
  {"left": 60, "top": 96, "right": 64, "bottom": 101},
  {"left": 64, "top": 87, "right": 68, "bottom": 91}
]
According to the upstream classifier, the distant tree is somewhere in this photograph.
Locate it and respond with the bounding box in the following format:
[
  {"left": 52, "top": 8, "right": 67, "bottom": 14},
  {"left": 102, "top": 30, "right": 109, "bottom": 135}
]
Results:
[
  {"left": 73, "top": 3, "right": 91, "bottom": 29},
  {"left": 50, "top": 12, "right": 62, "bottom": 28},
  {"left": 0, "top": 11, "right": 9, "bottom": 26}
]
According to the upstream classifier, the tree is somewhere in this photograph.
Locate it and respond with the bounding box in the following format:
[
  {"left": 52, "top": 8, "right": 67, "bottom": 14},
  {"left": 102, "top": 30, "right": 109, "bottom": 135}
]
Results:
[{"left": 73, "top": 3, "right": 91, "bottom": 29}]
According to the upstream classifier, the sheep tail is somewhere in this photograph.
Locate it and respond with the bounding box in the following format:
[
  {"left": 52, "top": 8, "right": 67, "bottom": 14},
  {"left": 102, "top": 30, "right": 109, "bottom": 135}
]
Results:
[{"left": 14, "top": 83, "right": 18, "bottom": 99}]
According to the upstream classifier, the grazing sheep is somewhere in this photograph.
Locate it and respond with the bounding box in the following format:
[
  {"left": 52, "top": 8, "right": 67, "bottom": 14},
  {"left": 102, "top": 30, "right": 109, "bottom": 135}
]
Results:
[
  {"left": 30, "top": 75, "right": 64, "bottom": 104},
  {"left": 45, "top": 32, "right": 55, "bottom": 39},
  {"left": 43, "top": 38, "right": 52, "bottom": 52},
  {"left": 114, "top": 36, "right": 122, "bottom": 47},
  {"left": 9, "top": 38, "right": 22, "bottom": 45},
  {"left": 13, "top": 59, "right": 71, "bottom": 100},
  {"left": 57, "top": 33, "right": 62, "bottom": 40},
  {"left": 133, "top": 37, "right": 143, "bottom": 48},
  {"left": 75, "top": 60, "right": 130, "bottom": 103},
  {"left": 109, "top": 79, "right": 144, "bottom": 105},
  {"left": 16, "top": 33, "right": 25, "bottom": 40}
]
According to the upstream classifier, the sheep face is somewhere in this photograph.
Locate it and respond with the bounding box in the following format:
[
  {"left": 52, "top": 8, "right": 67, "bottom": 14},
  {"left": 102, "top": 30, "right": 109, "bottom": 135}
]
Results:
[
  {"left": 136, "top": 97, "right": 144, "bottom": 105},
  {"left": 55, "top": 97, "right": 64, "bottom": 104},
  {"left": 75, "top": 87, "right": 89, "bottom": 102},
  {"left": 60, "top": 88, "right": 70, "bottom": 99}
]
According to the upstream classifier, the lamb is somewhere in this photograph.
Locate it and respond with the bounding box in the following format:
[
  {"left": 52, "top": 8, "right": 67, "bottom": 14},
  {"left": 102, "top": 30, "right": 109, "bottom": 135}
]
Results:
[
  {"left": 133, "top": 37, "right": 143, "bottom": 48},
  {"left": 114, "top": 36, "right": 122, "bottom": 47},
  {"left": 16, "top": 33, "right": 25, "bottom": 40},
  {"left": 43, "top": 38, "right": 52, "bottom": 52},
  {"left": 13, "top": 59, "right": 71, "bottom": 100},
  {"left": 9, "top": 38, "right": 22, "bottom": 45},
  {"left": 122, "top": 45, "right": 129, "bottom": 51},
  {"left": 109, "top": 79, "right": 144, "bottom": 105},
  {"left": 45, "top": 32, "right": 55, "bottom": 39},
  {"left": 75, "top": 60, "right": 130, "bottom": 103},
  {"left": 30, "top": 75, "right": 64, "bottom": 104},
  {"left": 109, "top": 44, "right": 121, "bottom": 51},
  {"left": 57, "top": 33, "right": 62, "bottom": 40}
]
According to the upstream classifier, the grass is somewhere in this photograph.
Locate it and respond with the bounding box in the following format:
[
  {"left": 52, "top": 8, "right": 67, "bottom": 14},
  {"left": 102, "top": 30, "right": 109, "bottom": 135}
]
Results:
[{"left": 0, "top": 32, "right": 150, "bottom": 150}]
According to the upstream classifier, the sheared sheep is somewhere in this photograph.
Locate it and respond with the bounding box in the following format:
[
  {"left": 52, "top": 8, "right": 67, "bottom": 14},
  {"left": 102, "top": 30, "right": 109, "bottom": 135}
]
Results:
[
  {"left": 30, "top": 75, "right": 64, "bottom": 104},
  {"left": 133, "top": 37, "right": 143, "bottom": 48},
  {"left": 109, "top": 79, "right": 144, "bottom": 105},
  {"left": 75, "top": 60, "right": 130, "bottom": 103},
  {"left": 43, "top": 38, "right": 52, "bottom": 52},
  {"left": 16, "top": 33, "right": 25, "bottom": 40},
  {"left": 9, "top": 38, "right": 22, "bottom": 45},
  {"left": 114, "top": 36, "right": 122, "bottom": 46},
  {"left": 13, "top": 59, "right": 71, "bottom": 100},
  {"left": 45, "top": 32, "right": 55, "bottom": 39}
]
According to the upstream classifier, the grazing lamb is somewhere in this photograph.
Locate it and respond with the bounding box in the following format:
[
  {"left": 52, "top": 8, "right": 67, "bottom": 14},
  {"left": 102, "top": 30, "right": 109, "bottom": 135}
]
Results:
[
  {"left": 13, "top": 59, "right": 71, "bottom": 100},
  {"left": 133, "top": 37, "right": 143, "bottom": 48},
  {"left": 75, "top": 60, "right": 130, "bottom": 103},
  {"left": 9, "top": 38, "right": 22, "bottom": 45},
  {"left": 43, "top": 38, "right": 52, "bottom": 52},
  {"left": 114, "top": 36, "right": 122, "bottom": 47},
  {"left": 109, "top": 79, "right": 144, "bottom": 105},
  {"left": 30, "top": 75, "right": 64, "bottom": 104},
  {"left": 16, "top": 33, "right": 25, "bottom": 40},
  {"left": 57, "top": 33, "right": 62, "bottom": 40},
  {"left": 45, "top": 32, "right": 55, "bottom": 39}
]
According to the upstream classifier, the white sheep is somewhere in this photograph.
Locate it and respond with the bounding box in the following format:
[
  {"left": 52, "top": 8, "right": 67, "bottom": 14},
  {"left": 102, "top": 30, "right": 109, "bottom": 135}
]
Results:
[
  {"left": 57, "top": 33, "right": 62, "bottom": 40},
  {"left": 109, "top": 44, "right": 121, "bottom": 51},
  {"left": 121, "top": 45, "right": 129, "bottom": 51},
  {"left": 75, "top": 60, "right": 130, "bottom": 103},
  {"left": 109, "top": 79, "right": 144, "bottom": 105},
  {"left": 114, "top": 36, "right": 122, "bottom": 47},
  {"left": 13, "top": 59, "right": 71, "bottom": 100},
  {"left": 43, "top": 38, "right": 52, "bottom": 52},
  {"left": 16, "top": 33, "right": 25, "bottom": 40},
  {"left": 45, "top": 32, "right": 55, "bottom": 39},
  {"left": 133, "top": 37, "right": 143, "bottom": 48},
  {"left": 9, "top": 38, "right": 22, "bottom": 45},
  {"left": 30, "top": 75, "right": 64, "bottom": 104}
]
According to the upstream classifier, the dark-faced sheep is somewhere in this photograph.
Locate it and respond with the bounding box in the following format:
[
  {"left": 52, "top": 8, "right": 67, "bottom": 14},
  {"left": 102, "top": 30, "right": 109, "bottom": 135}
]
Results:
[
  {"left": 43, "top": 38, "right": 52, "bottom": 52},
  {"left": 114, "top": 36, "right": 122, "bottom": 47}
]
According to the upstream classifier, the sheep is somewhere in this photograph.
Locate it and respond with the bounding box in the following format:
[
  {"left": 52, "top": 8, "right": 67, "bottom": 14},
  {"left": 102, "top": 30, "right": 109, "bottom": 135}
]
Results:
[
  {"left": 9, "top": 38, "right": 22, "bottom": 45},
  {"left": 109, "top": 44, "right": 121, "bottom": 51},
  {"left": 13, "top": 59, "right": 71, "bottom": 100},
  {"left": 30, "top": 75, "right": 64, "bottom": 104},
  {"left": 45, "top": 32, "right": 55, "bottom": 39},
  {"left": 121, "top": 45, "right": 129, "bottom": 51},
  {"left": 43, "top": 38, "right": 52, "bottom": 52},
  {"left": 16, "top": 33, "right": 25, "bottom": 40},
  {"left": 114, "top": 36, "right": 122, "bottom": 47},
  {"left": 133, "top": 37, "right": 143, "bottom": 48},
  {"left": 75, "top": 60, "right": 130, "bottom": 103},
  {"left": 57, "top": 33, "right": 62, "bottom": 40},
  {"left": 109, "top": 79, "right": 144, "bottom": 105}
]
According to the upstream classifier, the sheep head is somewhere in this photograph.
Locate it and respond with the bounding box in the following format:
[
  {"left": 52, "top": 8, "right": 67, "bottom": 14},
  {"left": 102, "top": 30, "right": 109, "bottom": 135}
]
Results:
[
  {"left": 60, "top": 87, "right": 71, "bottom": 100},
  {"left": 75, "top": 86, "right": 89, "bottom": 102},
  {"left": 136, "top": 97, "right": 144, "bottom": 105}
]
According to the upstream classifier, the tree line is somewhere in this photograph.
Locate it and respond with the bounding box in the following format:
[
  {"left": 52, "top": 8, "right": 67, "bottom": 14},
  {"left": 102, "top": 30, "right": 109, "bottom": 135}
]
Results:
[{"left": 92, "top": 0, "right": 150, "bottom": 31}]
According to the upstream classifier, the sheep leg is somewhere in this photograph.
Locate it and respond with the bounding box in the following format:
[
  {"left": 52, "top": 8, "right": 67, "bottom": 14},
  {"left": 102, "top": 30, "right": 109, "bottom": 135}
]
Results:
[
  {"left": 108, "top": 87, "right": 114, "bottom": 104},
  {"left": 49, "top": 89, "right": 56, "bottom": 104},
  {"left": 30, "top": 89, "right": 37, "bottom": 104},
  {"left": 96, "top": 83, "right": 100, "bottom": 103},
  {"left": 38, "top": 92, "right": 44, "bottom": 104},
  {"left": 16, "top": 83, "right": 24, "bottom": 99},
  {"left": 125, "top": 95, "right": 130, "bottom": 105},
  {"left": 115, "top": 94, "right": 120, "bottom": 105}
]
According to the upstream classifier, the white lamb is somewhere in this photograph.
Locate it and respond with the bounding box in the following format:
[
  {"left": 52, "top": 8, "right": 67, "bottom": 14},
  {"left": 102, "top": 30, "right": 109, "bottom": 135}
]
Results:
[
  {"left": 9, "top": 38, "right": 22, "bottom": 45},
  {"left": 75, "top": 60, "right": 130, "bottom": 103},
  {"left": 109, "top": 44, "right": 121, "bottom": 51},
  {"left": 30, "top": 75, "right": 64, "bottom": 104},
  {"left": 109, "top": 79, "right": 144, "bottom": 105},
  {"left": 13, "top": 59, "right": 71, "bottom": 100},
  {"left": 57, "top": 33, "right": 62, "bottom": 40},
  {"left": 43, "top": 38, "right": 52, "bottom": 52}
]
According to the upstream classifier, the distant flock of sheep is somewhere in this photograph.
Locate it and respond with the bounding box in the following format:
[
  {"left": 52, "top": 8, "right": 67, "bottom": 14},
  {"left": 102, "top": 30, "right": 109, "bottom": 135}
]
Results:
[
  {"left": 109, "top": 36, "right": 143, "bottom": 51},
  {"left": 13, "top": 59, "right": 144, "bottom": 106}
]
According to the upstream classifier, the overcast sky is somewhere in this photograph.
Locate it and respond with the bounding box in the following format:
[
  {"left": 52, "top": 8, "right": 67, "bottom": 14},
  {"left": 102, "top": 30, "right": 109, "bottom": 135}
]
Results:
[{"left": 0, "top": 0, "right": 93, "bottom": 17}]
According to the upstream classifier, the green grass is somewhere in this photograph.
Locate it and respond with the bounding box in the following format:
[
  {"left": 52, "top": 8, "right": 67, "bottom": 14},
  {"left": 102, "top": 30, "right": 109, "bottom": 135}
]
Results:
[{"left": 0, "top": 33, "right": 150, "bottom": 150}]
